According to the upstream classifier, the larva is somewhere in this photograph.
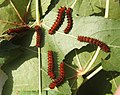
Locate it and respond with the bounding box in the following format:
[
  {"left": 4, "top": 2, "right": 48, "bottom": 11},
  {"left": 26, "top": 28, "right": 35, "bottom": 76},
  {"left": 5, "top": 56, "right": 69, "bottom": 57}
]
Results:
[
  {"left": 48, "top": 7, "right": 66, "bottom": 34},
  {"left": 77, "top": 36, "right": 110, "bottom": 52}
]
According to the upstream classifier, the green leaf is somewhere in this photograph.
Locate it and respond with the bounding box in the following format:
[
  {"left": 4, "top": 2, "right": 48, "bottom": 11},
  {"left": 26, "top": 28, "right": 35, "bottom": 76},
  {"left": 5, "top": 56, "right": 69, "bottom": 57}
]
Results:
[
  {"left": 1, "top": 0, "right": 120, "bottom": 95},
  {"left": 0, "top": 0, "right": 36, "bottom": 65},
  {"left": 76, "top": 70, "right": 120, "bottom": 95},
  {"left": 0, "top": 1, "right": 31, "bottom": 35},
  {"left": 0, "top": 0, "right": 39, "bottom": 94},
  {"left": 101, "top": 28, "right": 120, "bottom": 71},
  {"left": 53, "top": 0, "right": 120, "bottom": 19},
  {"left": 17, "top": 91, "right": 38, "bottom": 95},
  {"left": 0, "top": 69, "right": 8, "bottom": 95},
  {"left": 41, "top": 50, "right": 72, "bottom": 94},
  {"left": 0, "top": 0, "right": 4, "bottom": 5},
  {"left": 109, "top": 0, "right": 120, "bottom": 19},
  {"left": 2, "top": 46, "right": 38, "bottom": 95},
  {"left": 41, "top": 0, "right": 51, "bottom": 15},
  {"left": 42, "top": 8, "right": 120, "bottom": 93},
  {"left": 0, "top": 40, "right": 22, "bottom": 65}
]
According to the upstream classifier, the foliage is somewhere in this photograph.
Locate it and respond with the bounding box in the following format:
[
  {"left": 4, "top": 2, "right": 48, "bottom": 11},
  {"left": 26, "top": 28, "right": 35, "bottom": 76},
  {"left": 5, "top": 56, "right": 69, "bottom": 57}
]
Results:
[{"left": 0, "top": 0, "right": 120, "bottom": 95}]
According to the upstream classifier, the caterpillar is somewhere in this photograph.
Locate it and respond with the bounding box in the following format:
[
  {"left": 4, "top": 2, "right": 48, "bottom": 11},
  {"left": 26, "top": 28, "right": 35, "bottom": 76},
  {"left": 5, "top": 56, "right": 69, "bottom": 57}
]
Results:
[
  {"left": 48, "top": 51, "right": 55, "bottom": 79},
  {"left": 59, "top": 62, "right": 65, "bottom": 76},
  {"left": 35, "top": 25, "right": 42, "bottom": 47},
  {"left": 49, "top": 62, "right": 65, "bottom": 89},
  {"left": 77, "top": 36, "right": 110, "bottom": 52},
  {"left": 64, "top": 8, "right": 73, "bottom": 34},
  {"left": 6, "top": 26, "right": 30, "bottom": 35},
  {"left": 48, "top": 7, "right": 66, "bottom": 35}
]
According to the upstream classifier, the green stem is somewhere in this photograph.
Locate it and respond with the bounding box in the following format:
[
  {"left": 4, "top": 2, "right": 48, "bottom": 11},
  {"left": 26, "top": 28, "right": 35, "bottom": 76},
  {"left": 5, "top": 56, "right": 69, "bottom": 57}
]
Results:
[
  {"left": 86, "top": 66, "right": 103, "bottom": 80},
  {"left": 105, "top": 0, "right": 109, "bottom": 18},
  {"left": 75, "top": 49, "right": 83, "bottom": 70},
  {"left": 83, "top": 47, "right": 100, "bottom": 74},
  {"left": 83, "top": 66, "right": 103, "bottom": 83},
  {"left": 71, "top": 0, "right": 77, "bottom": 9},
  {"left": 82, "top": 0, "right": 110, "bottom": 78},
  {"left": 9, "top": 0, "right": 25, "bottom": 24},
  {"left": 35, "top": 0, "right": 41, "bottom": 95},
  {"left": 36, "top": 0, "right": 40, "bottom": 24},
  {"left": 77, "top": 47, "right": 101, "bottom": 76},
  {"left": 38, "top": 48, "right": 41, "bottom": 95}
]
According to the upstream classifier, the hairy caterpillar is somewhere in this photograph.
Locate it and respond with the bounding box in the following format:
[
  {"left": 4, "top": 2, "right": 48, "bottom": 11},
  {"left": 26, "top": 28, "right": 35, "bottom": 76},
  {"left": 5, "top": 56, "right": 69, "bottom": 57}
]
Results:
[{"left": 77, "top": 36, "right": 110, "bottom": 52}]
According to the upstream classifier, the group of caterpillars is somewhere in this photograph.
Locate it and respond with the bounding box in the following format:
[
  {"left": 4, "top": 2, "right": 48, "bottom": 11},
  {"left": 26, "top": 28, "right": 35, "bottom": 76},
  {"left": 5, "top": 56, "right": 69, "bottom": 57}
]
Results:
[
  {"left": 4, "top": 6, "right": 110, "bottom": 52},
  {"left": 48, "top": 51, "right": 65, "bottom": 89},
  {"left": 3, "top": 6, "right": 110, "bottom": 89},
  {"left": 47, "top": 6, "right": 110, "bottom": 89},
  {"left": 48, "top": 7, "right": 73, "bottom": 34},
  {"left": 4, "top": 25, "right": 42, "bottom": 47}
]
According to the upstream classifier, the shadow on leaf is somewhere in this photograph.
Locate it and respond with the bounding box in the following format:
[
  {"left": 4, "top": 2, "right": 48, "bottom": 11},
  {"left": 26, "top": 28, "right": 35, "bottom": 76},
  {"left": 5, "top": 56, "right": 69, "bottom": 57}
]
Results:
[{"left": 76, "top": 70, "right": 120, "bottom": 95}]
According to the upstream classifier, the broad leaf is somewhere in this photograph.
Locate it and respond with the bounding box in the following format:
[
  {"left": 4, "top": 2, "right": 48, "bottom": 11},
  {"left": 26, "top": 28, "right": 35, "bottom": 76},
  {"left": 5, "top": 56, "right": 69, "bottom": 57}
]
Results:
[
  {"left": 42, "top": 7, "right": 120, "bottom": 94},
  {"left": 0, "top": 0, "right": 120, "bottom": 95},
  {"left": 0, "top": 69, "right": 8, "bottom": 95}
]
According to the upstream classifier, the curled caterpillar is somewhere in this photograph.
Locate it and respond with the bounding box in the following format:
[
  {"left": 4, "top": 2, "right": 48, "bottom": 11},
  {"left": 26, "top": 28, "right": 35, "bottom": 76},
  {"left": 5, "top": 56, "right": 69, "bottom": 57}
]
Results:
[
  {"left": 6, "top": 26, "right": 30, "bottom": 35},
  {"left": 49, "top": 62, "right": 65, "bottom": 89},
  {"left": 77, "top": 36, "right": 110, "bottom": 52},
  {"left": 48, "top": 7, "right": 66, "bottom": 35},
  {"left": 64, "top": 8, "right": 73, "bottom": 34},
  {"left": 35, "top": 25, "right": 42, "bottom": 47},
  {"left": 48, "top": 51, "right": 55, "bottom": 79}
]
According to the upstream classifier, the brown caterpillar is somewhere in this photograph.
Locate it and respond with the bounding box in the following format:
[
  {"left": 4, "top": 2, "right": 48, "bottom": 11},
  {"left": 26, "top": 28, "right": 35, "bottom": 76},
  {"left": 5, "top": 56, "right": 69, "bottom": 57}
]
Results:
[
  {"left": 77, "top": 36, "right": 110, "bottom": 52},
  {"left": 48, "top": 51, "right": 55, "bottom": 79},
  {"left": 6, "top": 26, "right": 30, "bottom": 35},
  {"left": 64, "top": 8, "right": 73, "bottom": 34},
  {"left": 35, "top": 25, "right": 42, "bottom": 47},
  {"left": 49, "top": 62, "right": 65, "bottom": 89},
  {"left": 48, "top": 7, "right": 66, "bottom": 34}
]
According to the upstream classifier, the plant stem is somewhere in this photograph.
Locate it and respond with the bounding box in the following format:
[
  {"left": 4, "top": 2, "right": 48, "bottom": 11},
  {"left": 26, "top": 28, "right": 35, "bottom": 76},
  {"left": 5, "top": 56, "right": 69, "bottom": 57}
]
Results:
[
  {"left": 83, "top": 47, "right": 100, "bottom": 74},
  {"left": 65, "top": 63, "right": 77, "bottom": 71},
  {"left": 0, "top": 20, "right": 23, "bottom": 26},
  {"left": 82, "top": 0, "right": 110, "bottom": 78},
  {"left": 75, "top": 49, "right": 83, "bottom": 70},
  {"left": 71, "top": 0, "right": 77, "bottom": 9},
  {"left": 38, "top": 48, "right": 41, "bottom": 95},
  {"left": 110, "top": 72, "right": 118, "bottom": 89},
  {"left": 77, "top": 47, "right": 101, "bottom": 76},
  {"left": 9, "top": 0, "right": 25, "bottom": 24},
  {"left": 35, "top": 0, "right": 41, "bottom": 95},
  {"left": 36, "top": 0, "right": 40, "bottom": 24},
  {"left": 105, "top": 0, "right": 109, "bottom": 18},
  {"left": 85, "top": 66, "right": 103, "bottom": 80}
]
